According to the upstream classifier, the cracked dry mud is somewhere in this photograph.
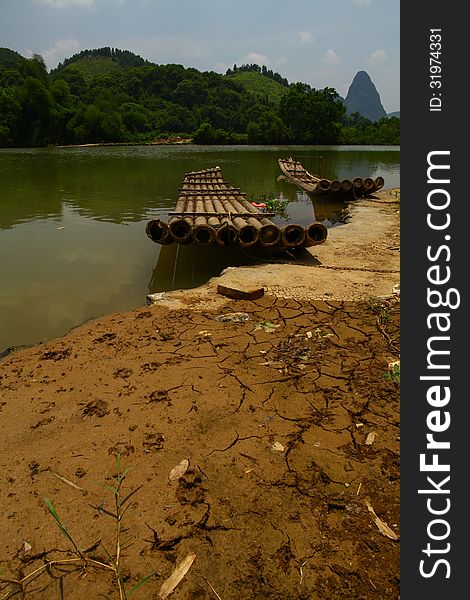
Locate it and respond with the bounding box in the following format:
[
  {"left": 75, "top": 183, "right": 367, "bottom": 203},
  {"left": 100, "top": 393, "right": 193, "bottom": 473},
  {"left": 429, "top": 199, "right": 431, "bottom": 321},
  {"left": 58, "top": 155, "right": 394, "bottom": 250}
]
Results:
[{"left": 0, "top": 294, "right": 400, "bottom": 599}]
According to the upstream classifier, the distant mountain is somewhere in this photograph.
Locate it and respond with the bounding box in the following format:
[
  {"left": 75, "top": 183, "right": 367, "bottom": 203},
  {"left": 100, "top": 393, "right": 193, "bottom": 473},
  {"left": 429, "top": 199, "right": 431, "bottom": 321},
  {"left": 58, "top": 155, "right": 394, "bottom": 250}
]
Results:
[{"left": 344, "top": 71, "right": 387, "bottom": 121}]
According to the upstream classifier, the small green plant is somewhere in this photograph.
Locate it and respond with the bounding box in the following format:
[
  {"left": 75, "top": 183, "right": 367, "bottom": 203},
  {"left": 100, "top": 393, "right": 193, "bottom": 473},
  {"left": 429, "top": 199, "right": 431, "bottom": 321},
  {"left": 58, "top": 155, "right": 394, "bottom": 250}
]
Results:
[
  {"left": 0, "top": 454, "right": 152, "bottom": 600},
  {"left": 385, "top": 362, "right": 401, "bottom": 386},
  {"left": 367, "top": 294, "right": 400, "bottom": 354},
  {"left": 249, "top": 192, "right": 289, "bottom": 218},
  {"left": 367, "top": 295, "right": 393, "bottom": 324},
  {"left": 265, "top": 197, "right": 289, "bottom": 216}
]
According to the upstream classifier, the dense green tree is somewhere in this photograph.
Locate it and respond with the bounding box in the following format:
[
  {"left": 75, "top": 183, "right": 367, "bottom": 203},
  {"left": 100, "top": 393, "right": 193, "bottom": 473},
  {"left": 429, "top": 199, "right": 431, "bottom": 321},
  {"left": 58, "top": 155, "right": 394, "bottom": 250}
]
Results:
[
  {"left": 279, "top": 83, "right": 345, "bottom": 144},
  {"left": 192, "top": 122, "right": 219, "bottom": 144},
  {"left": 15, "top": 75, "right": 54, "bottom": 145},
  {"left": 192, "top": 121, "right": 246, "bottom": 145},
  {"left": 0, "top": 89, "right": 21, "bottom": 145},
  {"left": 50, "top": 79, "right": 73, "bottom": 108},
  {"left": 174, "top": 76, "right": 208, "bottom": 108},
  {"left": 121, "top": 102, "right": 150, "bottom": 134},
  {"left": 246, "top": 111, "right": 292, "bottom": 144},
  {"left": 52, "top": 68, "right": 87, "bottom": 99},
  {"left": 100, "top": 111, "right": 124, "bottom": 141},
  {"left": 374, "top": 116, "right": 400, "bottom": 144},
  {"left": 340, "top": 113, "right": 400, "bottom": 144},
  {"left": 83, "top": 104, "right": 104, "bottom": 141}
]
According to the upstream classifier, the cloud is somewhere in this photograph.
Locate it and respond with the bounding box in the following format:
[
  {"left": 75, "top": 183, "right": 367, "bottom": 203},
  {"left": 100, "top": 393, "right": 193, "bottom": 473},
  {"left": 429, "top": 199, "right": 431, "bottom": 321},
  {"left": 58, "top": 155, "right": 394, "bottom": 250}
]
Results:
[
  {"left": 238, "top": 52, "right": 286, "bottom": 68},
  {"left": 42, "top": 38, "right": 81, "bottom": 69},
  {"left": 321, "top": 49, "right": 341, "bottom": 65},
  {"left": 297, "top": 67, "right": 340, "bottom": 90},
  {"left": 213, "top": 62, "right": 228, "bottom": 73},
  {"left": 243, "top": 51, "right": 270, "bottom": 65},
  {"left": 274, "top": 55, "right": 288, "bottom": 66},
  {"left": 367, "top": 48, "right": 387, "bottom": 64},
  {"left": 34, "top": 0, "right": 95, "bottom": 7},
  {"left": 298, "top": 31, "right": 314, "bottom": 44}
]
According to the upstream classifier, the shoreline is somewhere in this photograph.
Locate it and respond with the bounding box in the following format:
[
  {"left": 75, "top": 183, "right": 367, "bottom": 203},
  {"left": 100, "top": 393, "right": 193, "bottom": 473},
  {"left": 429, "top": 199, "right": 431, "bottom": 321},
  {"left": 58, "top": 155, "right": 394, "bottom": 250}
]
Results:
[{"left": 55, "top": 137, "right": 193, "bottom": 148}]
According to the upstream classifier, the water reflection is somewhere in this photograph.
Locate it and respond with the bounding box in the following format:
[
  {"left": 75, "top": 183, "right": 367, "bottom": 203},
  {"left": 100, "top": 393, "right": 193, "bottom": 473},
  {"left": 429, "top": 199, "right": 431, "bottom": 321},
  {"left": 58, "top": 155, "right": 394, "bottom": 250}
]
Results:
[
  {"left": 284, "top": 191, "right": 350, "bottom": 227},
  {"left": 148, "top": 244, "right": 262, "bottom": 293}
]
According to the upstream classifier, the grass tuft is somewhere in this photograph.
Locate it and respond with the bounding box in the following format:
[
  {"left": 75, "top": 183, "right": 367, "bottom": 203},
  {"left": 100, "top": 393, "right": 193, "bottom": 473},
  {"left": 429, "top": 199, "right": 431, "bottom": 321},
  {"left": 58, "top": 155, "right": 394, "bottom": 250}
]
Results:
[{"left": 0, "top": 454, "right": 154, "bottom": 600}]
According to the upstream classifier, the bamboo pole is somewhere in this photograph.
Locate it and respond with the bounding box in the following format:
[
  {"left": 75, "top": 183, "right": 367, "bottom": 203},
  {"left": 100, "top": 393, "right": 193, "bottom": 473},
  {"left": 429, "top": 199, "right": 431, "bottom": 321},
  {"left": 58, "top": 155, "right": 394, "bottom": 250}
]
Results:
[
  {"left": 145, "top": 219, "right": 173, "bottom": 245},
  {"left": 317, "top": 179, "right": 331, "bottom": 192},
  {"left": 363, "top": 177, "right": 375, "bottom": 194},
  {"left": 374, "top": 176, "right": 385, "bottom": 191},
  {"left": 169, "top": 197, "right": 192, "bottom": 243},
  {"left": 226, "top": 194, "right": 261, "bottom": 247},
  {"left": 280, "top": 224, "right": 306, "bottom": 247},
  {"left": 203, "top": 197, "right": 222, "bottom": 228},
  {"left": 330, "top": 179, "right": 341, "bottom": 193},
  {"left": 233, "top": 196, "right": 281, "bottom": 246},
  {"left": 212, "top": 197, "right": 238, "bottom": 246},
  {"left": 216, "top": 222, "right": 239, "bottom": 245},
  {"left": 302, "top": 222, "right": 328, "bottom": 247},
  {"left": 353, "top": 177, "right": 363, "bottom": 192},
  {"left": 219, "top": 196, "right": 258, "bottom": 248},
  {"left": 192, "top": 196, "right": 216, "bottom": 245}
]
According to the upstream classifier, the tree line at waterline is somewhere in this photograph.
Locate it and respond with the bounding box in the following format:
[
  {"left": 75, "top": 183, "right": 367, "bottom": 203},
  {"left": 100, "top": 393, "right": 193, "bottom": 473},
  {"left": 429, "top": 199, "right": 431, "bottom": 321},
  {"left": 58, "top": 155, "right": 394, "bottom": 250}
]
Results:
[{"left": 0, "top": 47, "right": 400, "bottom": 148}]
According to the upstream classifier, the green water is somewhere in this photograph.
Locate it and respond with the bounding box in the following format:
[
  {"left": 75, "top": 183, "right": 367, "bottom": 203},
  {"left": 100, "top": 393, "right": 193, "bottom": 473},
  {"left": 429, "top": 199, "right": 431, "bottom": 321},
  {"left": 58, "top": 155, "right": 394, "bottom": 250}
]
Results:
[{"left": 0, "top": 144, "right": 399, "bottom": 351}]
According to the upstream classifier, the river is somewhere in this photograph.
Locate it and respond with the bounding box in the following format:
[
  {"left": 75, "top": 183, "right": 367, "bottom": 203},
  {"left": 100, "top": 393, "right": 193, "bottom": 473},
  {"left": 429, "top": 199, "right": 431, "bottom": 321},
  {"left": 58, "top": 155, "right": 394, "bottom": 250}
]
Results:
[{"left": 0, "top": 144, "right": 399, "bottom": 351}]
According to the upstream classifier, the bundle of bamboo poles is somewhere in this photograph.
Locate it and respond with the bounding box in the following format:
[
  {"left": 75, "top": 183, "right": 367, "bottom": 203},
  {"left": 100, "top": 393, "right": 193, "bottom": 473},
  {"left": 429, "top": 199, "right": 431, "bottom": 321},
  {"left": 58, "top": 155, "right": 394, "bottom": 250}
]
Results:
[
  {"left": 146, "top": 167, "right": 328, "bottom": 249},
  {"left": 278, "top": 157, "right": 385, "bottom": 197}
]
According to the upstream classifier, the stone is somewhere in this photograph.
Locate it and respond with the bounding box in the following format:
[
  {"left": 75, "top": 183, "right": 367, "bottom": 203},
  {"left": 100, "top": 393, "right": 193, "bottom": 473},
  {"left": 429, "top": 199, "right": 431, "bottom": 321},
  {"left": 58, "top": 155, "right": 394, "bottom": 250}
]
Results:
[{"left": 217, "top": 284, "right": 264, "bottom": 301}]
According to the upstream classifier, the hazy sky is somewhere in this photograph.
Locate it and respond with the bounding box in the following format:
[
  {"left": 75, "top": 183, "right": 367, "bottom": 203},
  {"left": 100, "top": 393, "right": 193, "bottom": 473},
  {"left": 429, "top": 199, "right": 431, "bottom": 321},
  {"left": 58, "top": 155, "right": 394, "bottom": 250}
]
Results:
[{"left": 0, "top": 0, "right": 400, "bottom": 112}]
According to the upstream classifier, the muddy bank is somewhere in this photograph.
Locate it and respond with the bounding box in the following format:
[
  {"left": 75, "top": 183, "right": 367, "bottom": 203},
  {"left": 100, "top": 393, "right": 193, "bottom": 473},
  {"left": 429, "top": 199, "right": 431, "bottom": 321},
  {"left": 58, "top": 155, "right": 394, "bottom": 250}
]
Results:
[{"left": 0, "top": 190, "right": 400, "bottom": 599}]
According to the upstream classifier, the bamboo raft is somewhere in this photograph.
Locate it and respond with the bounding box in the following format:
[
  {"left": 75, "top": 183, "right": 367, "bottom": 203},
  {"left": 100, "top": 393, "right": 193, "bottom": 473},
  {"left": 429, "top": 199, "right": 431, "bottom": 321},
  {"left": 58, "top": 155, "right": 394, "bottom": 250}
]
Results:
[
  {"left": 146, "top": 167, "right": 328, "bottom": 250},
  {"left": 278, "top": 157, "right": 385, "bottom": 198}
]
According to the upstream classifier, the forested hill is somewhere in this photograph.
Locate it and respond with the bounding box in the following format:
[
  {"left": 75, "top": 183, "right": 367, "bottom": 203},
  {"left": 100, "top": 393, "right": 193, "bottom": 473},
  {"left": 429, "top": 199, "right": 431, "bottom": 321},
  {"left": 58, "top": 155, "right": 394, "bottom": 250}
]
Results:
[
  {"left": 225, "top": 71, "right": 288, "bottom": 105},
  {"left": 55, "top": 47, "right": 151, "bottom": 72},
  {"left": 0, "top": 46, "right": 400, "bottom": 147}
]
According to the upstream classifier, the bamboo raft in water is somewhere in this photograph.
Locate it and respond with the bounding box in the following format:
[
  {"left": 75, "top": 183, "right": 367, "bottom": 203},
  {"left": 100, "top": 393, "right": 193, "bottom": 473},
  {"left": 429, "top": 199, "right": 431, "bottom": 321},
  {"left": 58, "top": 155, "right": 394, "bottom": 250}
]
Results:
[
  {"left": 146, "top": 167, "right": 328, "bottom": 250},
  {"left": 278, "top": 157, "right": 385, "bottom": 198}
]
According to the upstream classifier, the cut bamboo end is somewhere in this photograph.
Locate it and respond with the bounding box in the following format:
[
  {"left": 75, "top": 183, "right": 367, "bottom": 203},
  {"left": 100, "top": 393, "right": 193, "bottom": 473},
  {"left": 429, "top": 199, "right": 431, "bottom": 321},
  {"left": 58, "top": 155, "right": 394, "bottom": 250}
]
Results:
[
  {"left": 303, "top": 223, "right": 328, "bottom": 246},
  {"left": 318, "top": 179, "right": 331, "bottom": 192},
  {"left": 169, "top": 219, "right": 192, "bottom": 244},
  {"left": 330, "top": 180, "right": 341, "bottom": 192},
  {"left": 363, "top": 177, "right": 375, "bottom": 192},
  {"left": 259, "top": 224, "right": 281, "bottom": 247},
  {"left": 216, "top": 223, "right": 238, "bottom": 246},
  {"left": 146, "top": 219, "right": 173, "bottom": 245},
  {"left": 238, "top": 225, "right": 259, "bottom": 248},
  {"left": 341, "top": 179, "right": 353, "bottom": 193},
  {"left": 192, "top": 224, "right": 216, "bottom": 246},
  {"left": 353, "top": 177, "right": 363, "bottom": 189},
  {"left": 374, "top": 176, "right": 385, "bottom": 191},
  {"left": 280, "top": 224, "right": 306, "bottom": 247}
]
